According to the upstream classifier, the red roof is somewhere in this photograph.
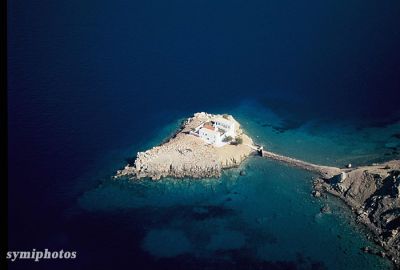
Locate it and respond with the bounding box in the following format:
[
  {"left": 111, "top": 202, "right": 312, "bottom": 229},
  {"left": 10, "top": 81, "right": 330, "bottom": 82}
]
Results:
[{"left": 203, "top": 124, "right": 215, "bottom": 131}]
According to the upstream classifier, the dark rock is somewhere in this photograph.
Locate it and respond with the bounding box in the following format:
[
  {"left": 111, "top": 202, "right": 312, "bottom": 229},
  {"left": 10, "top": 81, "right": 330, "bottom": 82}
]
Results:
[
  {"left": 239, "top": 170, "right": 246, "bottom": 176},
  {"left": 320, "top": 205, "right": 332, "bottom": 214}
]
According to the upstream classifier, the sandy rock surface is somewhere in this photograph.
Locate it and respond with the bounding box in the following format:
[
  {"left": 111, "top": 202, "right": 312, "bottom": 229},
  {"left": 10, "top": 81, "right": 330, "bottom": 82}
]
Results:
[{"left": 115, "top": 112, "right": 255, "bottom": 180}]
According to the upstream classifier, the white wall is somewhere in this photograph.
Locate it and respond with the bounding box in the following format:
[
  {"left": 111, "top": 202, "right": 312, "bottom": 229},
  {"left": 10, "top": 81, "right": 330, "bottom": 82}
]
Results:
[
  {"left": 199, "top": 128, "right": 220, "bottom": 145},
  {"left": 214, "top": 120, "right": 235, "bottom": 135}
]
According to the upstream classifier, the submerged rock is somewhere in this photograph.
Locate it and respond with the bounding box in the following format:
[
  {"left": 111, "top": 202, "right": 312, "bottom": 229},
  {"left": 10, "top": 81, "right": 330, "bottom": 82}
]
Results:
[
  {"left": 312, "top": 190, "right": 321, "bottom": 198},
  {"left": 320, "top": 205, "right": 332, "bottom": 214},
  {"left": 361, "top": 246, "right": 371, "bottom": 253}
]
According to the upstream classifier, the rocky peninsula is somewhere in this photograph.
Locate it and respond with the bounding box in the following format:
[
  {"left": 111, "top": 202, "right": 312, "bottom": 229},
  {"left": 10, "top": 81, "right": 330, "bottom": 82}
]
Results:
[
  {"left": 115, "top": 112, "right": 255, "bottom": 180},
  {"left": 258, "top": 150, "right": 399, "bottom": 266},
  {"left": 313, "top": 160, "right": 400, "bottom": 267}
]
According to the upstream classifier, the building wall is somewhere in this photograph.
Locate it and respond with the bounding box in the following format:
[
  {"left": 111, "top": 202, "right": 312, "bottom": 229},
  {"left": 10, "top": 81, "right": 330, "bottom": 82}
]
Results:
[
  {"left": 214, "top": 120, "right": 235, "bottom": 135},
  {"left": 199, "top": 128, "right": 221, "bottom": 145},
  {"left": 196, "top": 119, "right": 236, "bottom": 147}
]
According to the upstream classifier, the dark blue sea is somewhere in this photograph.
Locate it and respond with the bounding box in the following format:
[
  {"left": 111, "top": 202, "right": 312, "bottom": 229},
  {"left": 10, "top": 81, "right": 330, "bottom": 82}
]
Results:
[{"left": 8, "top": 1, "right": 400, "bottom": 269}]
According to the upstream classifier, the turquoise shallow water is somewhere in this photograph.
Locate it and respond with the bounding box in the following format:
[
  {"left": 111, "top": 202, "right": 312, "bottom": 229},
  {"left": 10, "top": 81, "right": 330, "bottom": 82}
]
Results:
[{"left": 76, "top": 100, "right": 399, "bottom": 269}]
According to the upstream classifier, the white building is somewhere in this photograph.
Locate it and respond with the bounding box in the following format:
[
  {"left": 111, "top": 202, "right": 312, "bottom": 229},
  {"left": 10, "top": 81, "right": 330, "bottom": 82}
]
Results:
[
  {"left": 191, "top": 117, "right": 236, "bottom": 147},
  {"left": 213, "top": 117, "right": 235, "bottom": 136},
  {"left": 198, "top": 126, "right": 222, "bottom": 145}
]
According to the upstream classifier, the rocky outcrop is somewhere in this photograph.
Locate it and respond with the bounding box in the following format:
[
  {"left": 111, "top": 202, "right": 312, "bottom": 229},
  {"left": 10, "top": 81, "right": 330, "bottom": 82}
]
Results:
[
  {"left": 115, "top": 112, "right": 255, "bottom": 180},
  {"left": 316, "top": 160, "right": 400, "bottom": 267}
]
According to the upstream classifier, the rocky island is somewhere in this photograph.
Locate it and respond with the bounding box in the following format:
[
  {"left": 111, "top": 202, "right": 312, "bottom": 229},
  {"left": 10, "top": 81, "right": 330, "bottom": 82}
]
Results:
[
  {"left": 115, "top": 112, "right": 399, "bottom": 267},
  {"left": 115, "top": 112, "right": 256, "bottom": 180}
]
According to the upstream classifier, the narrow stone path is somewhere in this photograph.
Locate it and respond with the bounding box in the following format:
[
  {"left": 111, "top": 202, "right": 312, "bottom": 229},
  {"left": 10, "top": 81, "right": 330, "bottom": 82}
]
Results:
[{"left": 260, "top": 150, "right": 342, "bottom": 178}]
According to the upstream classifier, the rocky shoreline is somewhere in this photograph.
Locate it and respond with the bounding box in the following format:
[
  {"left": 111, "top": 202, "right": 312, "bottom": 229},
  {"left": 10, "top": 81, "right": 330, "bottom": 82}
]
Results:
[
  {"left": 313, "top": 160, "right": 400, "bottom": 267},
  {"left": 115, "top": 112, "right": 255, "bottom": 180}
]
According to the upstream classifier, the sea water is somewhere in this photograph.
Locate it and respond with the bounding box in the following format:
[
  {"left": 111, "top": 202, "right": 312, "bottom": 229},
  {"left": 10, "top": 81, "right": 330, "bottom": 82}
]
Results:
[
  {"left": 76, "top": 101, "right": 398, "bottom": 269},
  {"left": 8, "top": 1, "right": 400, "bottom": 269}
]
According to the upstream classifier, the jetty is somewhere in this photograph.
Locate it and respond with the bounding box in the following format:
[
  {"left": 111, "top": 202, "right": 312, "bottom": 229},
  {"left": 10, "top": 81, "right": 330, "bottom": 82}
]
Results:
[
  {"left": 245, "top": 144, "right": 341, "bottom": 178},
  {"left": 260, "top": 150, "right": 341, "bottom": 177}
]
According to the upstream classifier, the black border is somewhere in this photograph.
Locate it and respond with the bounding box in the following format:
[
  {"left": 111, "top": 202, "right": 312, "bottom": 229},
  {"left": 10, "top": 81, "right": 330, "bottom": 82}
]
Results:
[{"left": 3, "top": 0, "right": 9, "bottom": 268}]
